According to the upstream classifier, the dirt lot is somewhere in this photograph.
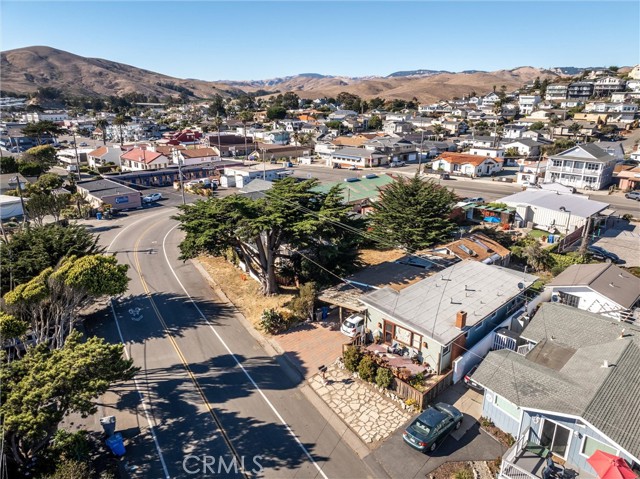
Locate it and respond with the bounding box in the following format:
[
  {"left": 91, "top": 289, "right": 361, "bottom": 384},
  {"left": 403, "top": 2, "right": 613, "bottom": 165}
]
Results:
[
  {"left": 358, "top": 248, "right": 406, "bottom": 266},
  {"left": 198, "top": 255, "right": 295, "bottom": 327}
]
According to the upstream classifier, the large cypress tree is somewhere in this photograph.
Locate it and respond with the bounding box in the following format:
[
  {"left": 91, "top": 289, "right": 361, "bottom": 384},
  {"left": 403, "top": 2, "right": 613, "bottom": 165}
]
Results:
[{"left": 370, "top": 175, "right": 457, "bottom": 251}]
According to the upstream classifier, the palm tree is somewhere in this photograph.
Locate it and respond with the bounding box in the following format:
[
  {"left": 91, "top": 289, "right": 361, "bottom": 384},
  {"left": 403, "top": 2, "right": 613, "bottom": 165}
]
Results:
[
  {"left": 238, "top": 110, "right": 254, "bottom": 164},
  {"left": 95, "top": 119, "right": 109, "bottom": 146},
  {"left": 113, "top": 115, "right": 127, "bottom": 146},
  {"left": 211, "top": 115, "right": 223, "bottom": 159}
]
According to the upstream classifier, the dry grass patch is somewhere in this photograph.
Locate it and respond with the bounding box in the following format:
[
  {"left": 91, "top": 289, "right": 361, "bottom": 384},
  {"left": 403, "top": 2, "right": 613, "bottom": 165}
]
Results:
[
  {"left": 198, "top": 255, "right": 295, "bottom": 328},
  {"left": 359, "top": 248, "right": 406, "bottom": 266}
]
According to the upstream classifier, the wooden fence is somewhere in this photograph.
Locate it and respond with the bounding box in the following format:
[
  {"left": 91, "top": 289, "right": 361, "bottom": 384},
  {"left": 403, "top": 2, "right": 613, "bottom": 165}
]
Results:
[{"left": 392, "top": 369, "right": 453, "bottom": 410}]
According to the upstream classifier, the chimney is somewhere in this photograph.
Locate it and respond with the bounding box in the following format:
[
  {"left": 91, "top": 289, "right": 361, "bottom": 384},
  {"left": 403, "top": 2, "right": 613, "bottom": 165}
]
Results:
[{"left": 456, "top": 311, "right": 467, "bottom": 329}]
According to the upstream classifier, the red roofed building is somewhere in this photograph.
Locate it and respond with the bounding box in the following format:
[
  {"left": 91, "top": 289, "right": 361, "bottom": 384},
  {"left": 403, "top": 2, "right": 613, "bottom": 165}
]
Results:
[
  {"left": 120, "top": 146, "right": 170, "bottom": 171},
  {"left": 432, "top": 152, "right": 503, "bottom": 177},
  {"left": 159, "top": 129, "right": 202, "bottom": 146}
]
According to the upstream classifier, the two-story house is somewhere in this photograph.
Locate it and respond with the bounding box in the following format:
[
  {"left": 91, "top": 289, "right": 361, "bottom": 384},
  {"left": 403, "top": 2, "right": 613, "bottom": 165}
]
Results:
[
  {"left": 544, "top": 144, "right": 617, "bottom": 190},
  {"left": 363, "top": 137, "right": 417, "bottom": 163},
  {"left": 472, "top": 303, "right": 640, "bottom": 479},
  {"left": 87, "top": 146, "right": 124, "bottom": 168},
  {"left": 593, "top": 77, "right": 626, "bottom": 97},
  {"left": 360, "top": 260, "right": 537, "bottom": 375},
  {"left": 519, "top": 95, "right": 541, "bottom": 115},
  {"left": 545, "top": 84, "right": 569, "bottom": 101},
  {"left": 546, "top": 263, "right": 640, "bottom": 321},
  {"left": 567, "top": 82, "right": 595, "bottom": 100}
]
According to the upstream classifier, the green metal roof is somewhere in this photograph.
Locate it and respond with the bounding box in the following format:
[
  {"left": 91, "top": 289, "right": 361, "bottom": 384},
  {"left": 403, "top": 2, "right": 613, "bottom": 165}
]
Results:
[{"left": 313, "top": 174, "right": 395, "bottom": 203}]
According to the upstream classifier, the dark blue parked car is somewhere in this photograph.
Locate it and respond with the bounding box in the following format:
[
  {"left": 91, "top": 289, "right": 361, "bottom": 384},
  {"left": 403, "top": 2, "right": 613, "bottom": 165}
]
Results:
[{"left": 403, "top": 403, "right": 463, "bottom": 453}]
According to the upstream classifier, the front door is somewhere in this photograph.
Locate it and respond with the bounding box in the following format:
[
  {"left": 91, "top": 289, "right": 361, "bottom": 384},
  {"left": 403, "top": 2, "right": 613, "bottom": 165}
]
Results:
[
  {"left": 540, "top": 420, "right": 571, "bottom": 459},
  {"left": 383, "top": 321, "right": 394, "bottom": 344}
]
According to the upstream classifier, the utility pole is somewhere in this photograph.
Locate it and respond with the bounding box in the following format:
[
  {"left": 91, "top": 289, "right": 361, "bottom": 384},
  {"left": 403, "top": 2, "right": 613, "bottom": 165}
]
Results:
[
  {"left": 579, "top": 216, "right": 592, "bottom": 256},
  {"left": 12, "top": 175, "right": 28, "bottom": 224},
  {"left": 71, "top": 129, "right": 81, "bottom": 178},
  {"left": 173, "top": 148, "right": 186, "bottom": 205}
]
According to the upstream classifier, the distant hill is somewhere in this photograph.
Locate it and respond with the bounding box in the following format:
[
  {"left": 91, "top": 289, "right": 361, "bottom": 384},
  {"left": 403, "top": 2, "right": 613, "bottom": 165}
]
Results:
[
  {"left": 1, "top": 46, "right": 567, "bottom": 104},
  {"left": 386, "top": 69, "right": 451, "bottom": 78},
  {"left": 0, "top": 46, "right": 240, "bottom": 100}
]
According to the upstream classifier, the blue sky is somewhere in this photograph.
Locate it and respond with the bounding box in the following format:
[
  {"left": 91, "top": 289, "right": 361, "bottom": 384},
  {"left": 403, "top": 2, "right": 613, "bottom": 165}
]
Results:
[{"left": 1, "top": 1, "right": 638, "bottom": 81}]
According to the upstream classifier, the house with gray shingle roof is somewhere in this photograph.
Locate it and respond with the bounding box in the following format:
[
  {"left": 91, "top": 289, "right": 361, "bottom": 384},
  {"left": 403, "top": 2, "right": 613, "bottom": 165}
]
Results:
[
  {"left": 546, "top": 263, "right": 640, "bottom": 321},
  {"left": 472, "top": 303, "right": 640, "bottom": 479},
  {"left": 544, "top": 144, "right": 617, "bottom": 190}
]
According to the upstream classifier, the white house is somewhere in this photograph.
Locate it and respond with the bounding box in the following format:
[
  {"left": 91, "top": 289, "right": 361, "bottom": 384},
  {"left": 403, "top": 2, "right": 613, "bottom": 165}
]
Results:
[
  {"left": 481, "top": 92, "right": 501, "bottom": 110},
  {"left": 432, "top": 152, "right": 502, "bottom": 177},
  {"left": 120, "top": 147, "right": 170, "bottom": 172},
  {"left": 221, "top": 164, "right": 291, "bottom": 188},
  {"left": 546, "top": 263, "right": 640, "bottom": 321},
  {"left": 502, "top": 139, "right": 543, "bottom": 158},
  {"left": 499, "top": 189, "right": 610, "bottom": 233},
  {"left": 174, "top": 147, "right": 220, "bottom": 166},
  {"left": 87, "top": 146, "right": 124, "bottom": 168},
  {"left": 544, "top": 144, "right": 617, "bottom": 190},
  {"left": 545, "top": 84, "right": 568, "bottom": 100},
  {"left": 518, "top": 95, "right": 541, "bottom": 115},
  {"left": 469, "top": 146, "right": 505, "bottom": 159}
]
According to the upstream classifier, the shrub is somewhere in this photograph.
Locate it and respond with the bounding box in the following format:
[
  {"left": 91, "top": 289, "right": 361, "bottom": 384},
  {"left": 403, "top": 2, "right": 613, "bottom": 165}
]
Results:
[
  {"left": 375, "top": 367, "right": 394, "bottom": 389},
  {"left": 343, "top": 345, "right": 363, "bottom": 373},
  {"left": 288, "top": 282, "right": 317, "bottom": 321},
  {"left": 260, "top": 308, "right": 288, "bottom": 334},
  {"left": 622, "top": 213, "right": 633, "bottom": 222},
  {"left": 49, "top": 430, "right": 91, "bottom": 462},
  {"left": 409, "top": 372, "right": 425, "bottom": 388},
  {"left": 454, "top": 468, "right": 474, "bottom": 479},
  {"left": 405, "top": 398, "right": 418, "bottom": 408},
  {"left": 357, "top": 355, "right": 377, "bottom": 382}
]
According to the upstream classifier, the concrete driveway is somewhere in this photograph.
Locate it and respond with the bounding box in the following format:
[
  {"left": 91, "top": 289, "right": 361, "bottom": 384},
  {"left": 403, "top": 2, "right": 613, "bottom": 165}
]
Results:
[
  {"left": 370, "top": 419, "right": 505, "bottom": 479},
  {"left": 369, "top": 382, "right": 501, "bottom": 478}
]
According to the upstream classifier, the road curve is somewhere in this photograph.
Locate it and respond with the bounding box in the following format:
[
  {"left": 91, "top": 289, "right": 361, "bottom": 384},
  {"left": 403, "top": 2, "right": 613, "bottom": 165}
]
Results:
[{"left": 91, "top": 209, "right": 370, "bottom": 478}]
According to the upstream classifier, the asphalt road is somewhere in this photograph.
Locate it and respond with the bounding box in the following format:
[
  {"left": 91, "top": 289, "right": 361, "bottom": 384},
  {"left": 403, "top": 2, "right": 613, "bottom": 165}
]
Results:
[{"left": 85, "top": 209, "right": 371, "bottom": 478}]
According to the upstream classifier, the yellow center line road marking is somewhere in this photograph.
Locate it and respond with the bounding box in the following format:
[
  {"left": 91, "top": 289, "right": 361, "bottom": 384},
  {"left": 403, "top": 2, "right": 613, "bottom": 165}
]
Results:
[{"left": 132, "top": 222, "right": 250, "bottom": 479}]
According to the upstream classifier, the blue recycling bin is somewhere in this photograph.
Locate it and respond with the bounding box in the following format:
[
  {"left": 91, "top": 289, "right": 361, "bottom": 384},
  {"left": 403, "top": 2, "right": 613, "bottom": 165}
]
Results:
[
  {"left": 106, "top": 432, "right": 126, "bottom": 456},
  {"left": 96, "top": 212, "right": 103, "bottom": 220}
]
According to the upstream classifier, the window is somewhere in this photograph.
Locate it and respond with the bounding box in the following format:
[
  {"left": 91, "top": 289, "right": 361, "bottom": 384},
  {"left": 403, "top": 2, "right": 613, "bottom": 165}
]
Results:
[
  {"left": 586, "top": 163, "right": 600, "bottom": 171},
  {"left": 581, "top": 436, "right": 617, "bottom": 458},
  {"left": 394, "top": 325, "right": 412, "bottom": 345},
  {"left": 412, "top": 334, "right": 422, "bottom": 349},
  {"left": 494, "top": 395, "right": 519, "bottom": 418},
  {"left": 559, "top": 292, "right": 580, "bottom": 308},
  {"left": 442, "top": 344, "right": 451, "bottom": 356}
]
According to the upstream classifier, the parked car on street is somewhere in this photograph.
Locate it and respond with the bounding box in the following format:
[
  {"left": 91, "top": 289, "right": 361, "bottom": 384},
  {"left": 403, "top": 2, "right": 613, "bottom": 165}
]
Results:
[
  {"left": 79, "top": 142, "right": 88, "bottom": 147},
  {"left": 389, "top": 160, "right": 406, "bottom": 167},
  {"left": 143, "top": 193, "right": 163, "bottom": 203},
  {"left": 403, "top": 403, "right": 463, "bottom": 453},
  {"left": 463, "top": 365, "right": 484, "bottom": 392},
  {"left": 587, "top": 245, "right": 621, "bottom": 263},
  {"left": 340, "top": 314, "right": 365, "bottom": 338},
  {"left": 625, "top": 191, "right": 640, "bottom": 201}
]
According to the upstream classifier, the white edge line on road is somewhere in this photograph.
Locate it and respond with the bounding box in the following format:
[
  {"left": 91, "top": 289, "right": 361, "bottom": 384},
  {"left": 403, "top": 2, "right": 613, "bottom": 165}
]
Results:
[
  {"left": 162, "top": 224, "right": 330, "bottom": 479},
  {"left": 104, "top": 211, "right": 174, "bottom": 479},
  {"left": 109, "top": 301, "right": 171, "bottom": 479}
]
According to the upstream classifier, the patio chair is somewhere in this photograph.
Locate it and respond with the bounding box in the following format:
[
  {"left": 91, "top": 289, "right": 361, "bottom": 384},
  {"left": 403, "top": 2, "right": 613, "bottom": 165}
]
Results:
[{"left": 543, "top": 456, "right": 566, "bottom": 479}]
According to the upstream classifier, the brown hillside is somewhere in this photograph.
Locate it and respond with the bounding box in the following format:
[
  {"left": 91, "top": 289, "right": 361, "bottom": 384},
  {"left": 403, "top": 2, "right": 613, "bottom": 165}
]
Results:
[
  {"left": 1, "top": 46, "right": 558, "bottom": 103},
  {"left": 0, "top": 46, "right": 239, "bottom": 99}
]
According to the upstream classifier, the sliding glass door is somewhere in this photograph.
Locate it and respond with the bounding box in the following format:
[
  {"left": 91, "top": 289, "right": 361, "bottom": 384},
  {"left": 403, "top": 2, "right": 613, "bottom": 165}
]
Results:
[{"left": 540, "top": 420, "right": 571, "bottom": 459}]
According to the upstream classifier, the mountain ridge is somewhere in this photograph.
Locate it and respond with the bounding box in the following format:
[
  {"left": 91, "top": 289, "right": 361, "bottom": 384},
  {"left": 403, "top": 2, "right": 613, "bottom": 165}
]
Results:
[{"left": 2, "top": 45, "right": 615, "bottom": 104}]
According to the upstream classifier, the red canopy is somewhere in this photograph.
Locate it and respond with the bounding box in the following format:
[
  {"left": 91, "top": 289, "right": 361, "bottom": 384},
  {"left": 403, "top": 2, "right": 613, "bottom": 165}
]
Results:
[{"left": 588, "top": 450, "right": 638, "bottom": 479}]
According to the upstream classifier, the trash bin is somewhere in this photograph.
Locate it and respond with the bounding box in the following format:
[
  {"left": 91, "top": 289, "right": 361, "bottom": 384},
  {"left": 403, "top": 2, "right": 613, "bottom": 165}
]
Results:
[
  {"left": 106, "top": 432, "right": 126, "bottom": 456},
  {"left": 100, "top": 415, "right": 116, "bottom": 437},
  {"left": 96, "top": 212, "right": 103, "bottom": 220}
]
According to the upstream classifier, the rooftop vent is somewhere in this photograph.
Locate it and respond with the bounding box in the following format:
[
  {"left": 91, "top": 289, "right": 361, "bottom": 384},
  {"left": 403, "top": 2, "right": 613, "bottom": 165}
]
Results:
[{"left": 602, "top": 360, "right": 611, "bottom": 368}]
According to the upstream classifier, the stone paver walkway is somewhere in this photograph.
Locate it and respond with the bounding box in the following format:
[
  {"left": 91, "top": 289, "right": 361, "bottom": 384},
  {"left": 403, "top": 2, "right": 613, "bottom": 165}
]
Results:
[
  {"left": 309, "top": 362, "right": 412, "bottom": 445},
  {"left": 273, "top": 321, "right": 346, "bottom": 380}
]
